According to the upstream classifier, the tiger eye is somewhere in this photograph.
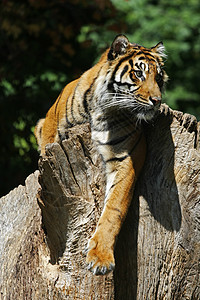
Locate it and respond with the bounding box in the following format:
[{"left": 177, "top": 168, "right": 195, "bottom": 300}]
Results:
[{"left": 135, "top": 70, "right": 143, "bottom": 78}]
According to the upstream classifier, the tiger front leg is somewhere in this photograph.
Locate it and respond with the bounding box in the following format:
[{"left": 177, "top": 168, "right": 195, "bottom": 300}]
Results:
[{"left": 86, "top": 156, "right": 137, "bottom": 275}]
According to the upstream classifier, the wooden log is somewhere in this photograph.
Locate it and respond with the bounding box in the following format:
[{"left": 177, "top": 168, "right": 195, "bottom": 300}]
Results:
[
  {"left": 37, "top": 123, "right": 114, "bottom": 299},
  {"left": 0, "top": 104, "right": 199, "bottom": 299}
]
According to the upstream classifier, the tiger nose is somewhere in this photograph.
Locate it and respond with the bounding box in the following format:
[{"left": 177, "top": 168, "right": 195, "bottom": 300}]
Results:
[{"left": 149, "top": 96, "right": 161, "bottom": 106}]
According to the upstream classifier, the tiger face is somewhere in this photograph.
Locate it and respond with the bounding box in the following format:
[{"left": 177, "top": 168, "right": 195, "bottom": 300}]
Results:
[{"left": 99, "top": 35, "right": 168, "bottom": 121}]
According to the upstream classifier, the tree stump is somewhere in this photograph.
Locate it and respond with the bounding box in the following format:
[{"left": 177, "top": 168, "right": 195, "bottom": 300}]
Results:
[{"left": 0, "top": 104, "right": 199, "bottom": 299}]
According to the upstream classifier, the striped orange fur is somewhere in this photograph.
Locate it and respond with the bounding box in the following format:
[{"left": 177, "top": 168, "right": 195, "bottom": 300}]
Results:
[{"left": 35, "top": 35, "right": 168, "bottom": 275}]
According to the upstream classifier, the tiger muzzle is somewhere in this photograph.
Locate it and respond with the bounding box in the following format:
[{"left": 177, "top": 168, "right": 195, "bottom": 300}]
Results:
[{"left": 149, "top": 96, "right": 161, "bottom": 107}]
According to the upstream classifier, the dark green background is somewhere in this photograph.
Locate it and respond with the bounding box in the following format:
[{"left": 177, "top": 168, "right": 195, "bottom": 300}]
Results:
[{"left": 0, "top": 0, "right": 199, "bottom": 196}]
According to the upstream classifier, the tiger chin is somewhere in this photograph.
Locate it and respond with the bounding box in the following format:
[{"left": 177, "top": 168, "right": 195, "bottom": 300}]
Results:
[{"left": 35, "top": 34, "right": 168, "bottom": 276}]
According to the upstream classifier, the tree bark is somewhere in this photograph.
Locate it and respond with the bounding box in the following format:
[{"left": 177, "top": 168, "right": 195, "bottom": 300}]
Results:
[{"left": 0, "top": 104, "right": 199, "bottom": 299}]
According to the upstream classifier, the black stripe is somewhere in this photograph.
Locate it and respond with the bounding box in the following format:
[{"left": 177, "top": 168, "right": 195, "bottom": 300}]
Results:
[
  {"left": 142, "top": 50, "right": 154, "bottom": 55},
  {"left": 58, "top": 129, "right": 62, "bottom": 140},
  {"left": 147, "top": 58, "right": 156, "bottom": 63},
  {"left": 39, "top": 126, "right": 42, "bottom": 137},
  {"left": 78, "top": 101, "right": 87, "bottom": 119},
  {"left": 106, "top": 154, "right": 128, "bottom": 163},
  {"left": 136, "top": 50, "right": 156, "bottom": 62},
  {"left": 136, "top": 51, "right": 144, "bottom": 55},
  {"left": 120, "top": 65, "right": 129, "bottom": 80},
  {"left": 135, "top": 62, "right": 140, "bottom": 69},
  {"left": 129, "top": 59, "right": 133, "bottom": 68},
  {"left": 66, "top": 115, "right": 73, "bottom": 127},
  {"left": 138, "top": 56, "right": 146, "bottom": 60},
  {"left": 143, "top": 52, "right": 156, "bottom": 59},
  {"left": 131, "top": 86, "right": 140, "bottom": 92},
  {"left": 83, "top": 88, "right": 90, "bottom": 115},
  {"left": 114, "top": 80, "right": 137, "bottom": 88}
]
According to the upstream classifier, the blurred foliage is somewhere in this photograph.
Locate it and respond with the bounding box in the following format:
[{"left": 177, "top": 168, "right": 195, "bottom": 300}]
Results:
[{"left": 0, "top": 0, "right": 199, "bottom": 196}]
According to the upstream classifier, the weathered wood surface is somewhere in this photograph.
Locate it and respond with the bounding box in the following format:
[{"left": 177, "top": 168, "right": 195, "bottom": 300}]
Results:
[
  {"left": 0, "top": 172, "right": 45, "bottom": 299},
  {"left": 37, "top": 123, "right": 114, "bottom": 299},
  {"left": 0, "top": 104, "right": 199, "bottom": 299}
]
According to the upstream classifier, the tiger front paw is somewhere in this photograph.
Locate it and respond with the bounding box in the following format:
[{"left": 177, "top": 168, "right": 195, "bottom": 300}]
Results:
[{"left": 86, "top": 236, "right": 115, "bottom": 275}]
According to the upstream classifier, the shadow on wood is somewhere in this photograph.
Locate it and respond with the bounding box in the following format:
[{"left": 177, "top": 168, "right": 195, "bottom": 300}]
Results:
[{"left": 114, "top": 105, "right": 181, "bottom": 299}]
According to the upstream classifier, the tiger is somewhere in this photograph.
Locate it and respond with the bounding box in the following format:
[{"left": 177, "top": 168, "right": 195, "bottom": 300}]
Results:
[{"left": 35, "top": 34, "right": 168, "bottom": 275}]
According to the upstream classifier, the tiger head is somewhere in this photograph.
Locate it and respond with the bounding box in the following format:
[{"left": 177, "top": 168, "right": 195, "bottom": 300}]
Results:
[{"left": 97, "top": 34, "right": 168, "bottom": 121}]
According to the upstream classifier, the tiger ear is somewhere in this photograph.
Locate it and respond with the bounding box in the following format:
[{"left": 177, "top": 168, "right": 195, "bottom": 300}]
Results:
[
  {"left": 151, "top": 42, "right": 167, "bottom": 58},
  {"left": 108, "top": 35, "right": 129, "bottom": 60}
]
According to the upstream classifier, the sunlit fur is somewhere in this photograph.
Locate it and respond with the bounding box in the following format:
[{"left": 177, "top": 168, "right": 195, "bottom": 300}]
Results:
[{"left": 35, "top": 35, "right": 167, "bottom": 275}]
